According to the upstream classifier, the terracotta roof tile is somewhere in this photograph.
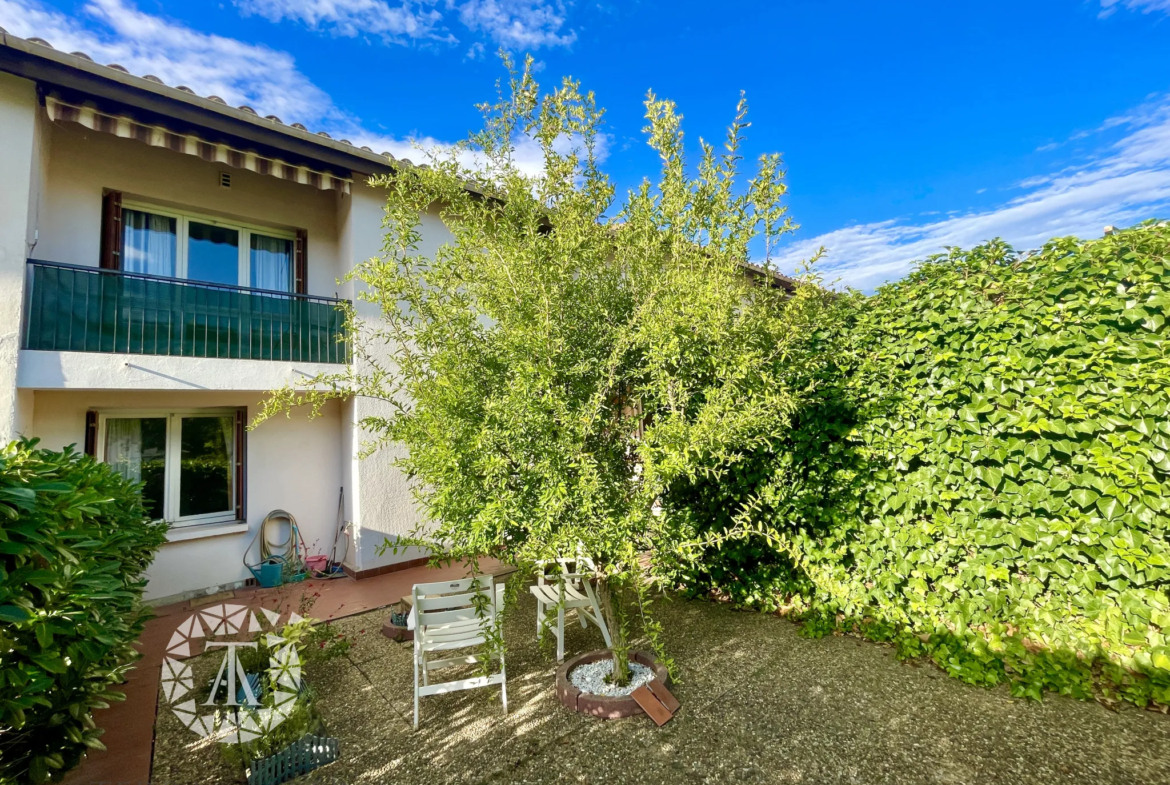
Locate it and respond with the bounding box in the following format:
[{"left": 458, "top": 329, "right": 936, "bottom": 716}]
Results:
[
  {"left": 1, "top": 30, "right": 392, "bottom": 162},
  {"left": 0, "top": 30, "right": 496, "bottom": 192}
]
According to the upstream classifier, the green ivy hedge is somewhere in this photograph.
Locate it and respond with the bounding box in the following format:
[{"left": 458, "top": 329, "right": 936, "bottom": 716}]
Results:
[
  {"left": 0, "top": 439, "right": 167, "bottom": 784},
  {"left": 663, "top": 221, "right": 1170, "bottom": 706}
]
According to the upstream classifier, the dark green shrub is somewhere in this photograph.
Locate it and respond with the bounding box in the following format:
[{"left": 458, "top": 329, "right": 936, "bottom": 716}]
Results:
[
  {"left": 663, "top": 221, "right": 1170, "bottom": 706},
  {"left": 0, "top": 439, "right": 167, "bottom": 783}
]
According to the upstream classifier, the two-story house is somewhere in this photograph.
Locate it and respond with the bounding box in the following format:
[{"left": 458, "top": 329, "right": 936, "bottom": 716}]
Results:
[{"left": 0, "top": 30, "right": 440, "bottom": 603}]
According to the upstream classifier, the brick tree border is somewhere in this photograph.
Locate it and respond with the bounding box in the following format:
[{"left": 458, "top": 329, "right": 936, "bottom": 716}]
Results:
[{"left": 555, "top": 650, "right": 669, "bottom": 719}]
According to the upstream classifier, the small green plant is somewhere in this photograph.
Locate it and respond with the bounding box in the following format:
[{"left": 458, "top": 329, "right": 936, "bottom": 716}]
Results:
[
  {"left": 219, "top": 687, "right": 324, "bottom": 772},
  {"left": 0, "top": 439, "right": 167, "bottom": 784},
  {"left": 221, "top": 590, "right": 350, "bottom": 773}
]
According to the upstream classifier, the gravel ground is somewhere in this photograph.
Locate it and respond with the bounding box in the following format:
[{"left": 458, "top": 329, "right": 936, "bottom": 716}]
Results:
[{"left": 150, "top": 579, "right": 1170, "bottom": 785}]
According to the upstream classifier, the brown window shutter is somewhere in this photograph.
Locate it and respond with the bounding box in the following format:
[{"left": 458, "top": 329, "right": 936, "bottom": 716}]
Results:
[
  {"left": 100, "top": 190, "right": 123, "bottom": 270},
  {"left": 84, "top": 411, "right": 98, "bottom": 457},
  {"left": 234, "top": 408, "right": 247, "bottom": 521},
  {"left": 294, "top": 229, "right": 307, "bottom": 294}
]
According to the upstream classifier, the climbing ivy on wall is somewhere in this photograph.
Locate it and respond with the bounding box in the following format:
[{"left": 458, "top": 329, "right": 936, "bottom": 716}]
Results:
[{"left": 662, "top": 221, "right": 1170, "bottom": 707}]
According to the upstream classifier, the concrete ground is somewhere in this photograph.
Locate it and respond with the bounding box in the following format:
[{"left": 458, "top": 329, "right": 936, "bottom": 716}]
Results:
[{"left": 151, "top": 584, "right": 1170, "bottom": 785}]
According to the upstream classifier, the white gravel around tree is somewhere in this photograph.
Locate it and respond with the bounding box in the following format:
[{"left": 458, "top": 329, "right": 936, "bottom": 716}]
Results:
[{"left": 569, "top": 658, "right": 654, "bottom": 697}]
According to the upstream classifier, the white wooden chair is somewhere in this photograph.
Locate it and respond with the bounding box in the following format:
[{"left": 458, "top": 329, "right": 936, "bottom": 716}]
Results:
[
  {"left": 412, "top": 575, "right": 507, "bottom": 730},
  {"left": 529, "top": 557, "right": 612, "bottom": 662}
]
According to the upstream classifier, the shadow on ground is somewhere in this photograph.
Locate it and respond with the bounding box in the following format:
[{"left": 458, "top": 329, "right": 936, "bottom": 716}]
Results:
[{"left": 150, "top": 580, "right": 1170, "bottom": 785}]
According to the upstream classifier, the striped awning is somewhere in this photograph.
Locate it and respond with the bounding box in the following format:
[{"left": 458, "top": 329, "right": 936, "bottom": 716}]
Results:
[{"left": 45, "top": 96, "right": 352, "bottom": 194}]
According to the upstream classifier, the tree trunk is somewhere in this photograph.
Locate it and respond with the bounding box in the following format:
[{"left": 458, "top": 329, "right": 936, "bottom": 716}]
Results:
[{"left": 593, "top": 576, "right": 631, "bottom": 686}]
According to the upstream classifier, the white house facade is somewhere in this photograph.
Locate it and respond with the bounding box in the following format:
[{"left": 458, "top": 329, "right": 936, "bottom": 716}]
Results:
[{"left": 0, "top": 31, "right": 441, "bottom": 603}]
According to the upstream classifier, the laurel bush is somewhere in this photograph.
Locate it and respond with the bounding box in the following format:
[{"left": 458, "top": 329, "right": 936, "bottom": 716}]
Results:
[
  {"left": 0, "top": 439, "right": 167, "bottom": 783},
  {"left": 662, "top": 222, "right": 1170, "bottom": 706}
]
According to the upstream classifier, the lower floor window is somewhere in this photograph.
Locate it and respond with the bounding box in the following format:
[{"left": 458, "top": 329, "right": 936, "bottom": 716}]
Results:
[{"left": 99, "top": 409, "right": 242, "bottom": 525}]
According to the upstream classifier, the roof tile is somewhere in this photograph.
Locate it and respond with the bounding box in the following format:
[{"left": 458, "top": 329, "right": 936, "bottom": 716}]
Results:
[{"left": 3, "top": 29, "right": 399, "bottom": 163}]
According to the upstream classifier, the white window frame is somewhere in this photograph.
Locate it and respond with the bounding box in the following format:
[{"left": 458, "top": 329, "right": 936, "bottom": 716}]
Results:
[
  {"left": 121, "top": 200, "right": 296, "bottom": 291},
  {"left": 96, "top": 408, "right": 240, "bottom": 527}
]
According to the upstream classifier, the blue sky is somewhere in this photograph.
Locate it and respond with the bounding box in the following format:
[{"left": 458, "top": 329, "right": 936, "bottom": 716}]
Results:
[{"left": 3, "top": 0, "right": 1169, "bottom": 290}]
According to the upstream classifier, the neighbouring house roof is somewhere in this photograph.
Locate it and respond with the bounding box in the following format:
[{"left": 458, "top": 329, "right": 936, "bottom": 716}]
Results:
[
  {"left": 741, "top": 260, "right": 799, "bottom": 292},
  {"left": 0, "top": 28, "right": 401, "bottom": 188}
]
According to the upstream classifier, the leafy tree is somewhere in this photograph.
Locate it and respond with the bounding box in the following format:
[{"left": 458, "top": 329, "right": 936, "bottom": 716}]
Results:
[{"left": 258, "top": 57, "right": 835, "bottom": 683}]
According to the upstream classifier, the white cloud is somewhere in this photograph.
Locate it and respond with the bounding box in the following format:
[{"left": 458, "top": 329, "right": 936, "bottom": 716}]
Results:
[
  {"left": 0, "top": 0, "right": 338, "bottom": 123},
  {"left": 0, "top": 0, "right": 596, "bottom": 180},
  {"left": 233, "top": 0, "right": 576, "bottom": 48},
  {"left": 236, "top": 0, "right": 449, "bottom": 43},
  {"left": 1099, "top": 0, "right": 1170, "bottom": 17},
  {"left": 775, "top": 94, "right": 1170, "bottom": 292},
  {"left": 0, "top": 0, "right": 444, "bottom": 152},
  {"left": 456, "top": 0, "right": 575, "bottom": 49}
]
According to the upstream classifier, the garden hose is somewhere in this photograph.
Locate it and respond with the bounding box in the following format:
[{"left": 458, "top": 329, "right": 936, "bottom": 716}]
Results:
[
  {"left": 243, "top": 509, "right": 308, "bottom": 582},
  {"left": 259, "top": 509, "right": 299, "bottom": 563}
]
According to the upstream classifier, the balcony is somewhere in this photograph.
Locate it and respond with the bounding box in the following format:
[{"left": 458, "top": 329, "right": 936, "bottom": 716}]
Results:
[{"left": 22, "top": 260, "right": 348, "bottom": 364}]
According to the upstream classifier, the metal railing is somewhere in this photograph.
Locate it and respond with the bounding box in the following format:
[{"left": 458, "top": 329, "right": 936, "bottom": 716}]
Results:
[{"left": 23, "top": 260, "right": 349, "bottom": 364}]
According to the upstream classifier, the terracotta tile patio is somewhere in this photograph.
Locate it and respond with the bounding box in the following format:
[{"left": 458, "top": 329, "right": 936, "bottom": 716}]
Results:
[{"left": 62, "top": 558, "right": 509, "bottom": 785}]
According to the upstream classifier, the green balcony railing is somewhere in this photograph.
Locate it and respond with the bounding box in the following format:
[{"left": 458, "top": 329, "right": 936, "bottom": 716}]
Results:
[{"left": 23, "top": 260, "right": 348, "bottom": 364}]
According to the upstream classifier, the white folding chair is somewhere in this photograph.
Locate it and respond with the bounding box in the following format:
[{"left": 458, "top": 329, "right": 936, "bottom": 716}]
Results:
[
  {"left": 412, "top": 575, "right": 507, "bottom": 730},
  {"left": 529, "top": 557, "right": 612, "bottom": 662}
]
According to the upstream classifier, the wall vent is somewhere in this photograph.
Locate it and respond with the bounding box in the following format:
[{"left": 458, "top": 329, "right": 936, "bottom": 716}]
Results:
[{"left": 219, "top": 171, "right": 232, "bottom": 189}]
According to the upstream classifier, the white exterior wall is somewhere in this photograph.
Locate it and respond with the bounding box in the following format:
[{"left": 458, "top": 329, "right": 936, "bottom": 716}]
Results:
[
  {"left": 31, "top": 391, "right": 343, "bottom": 602},
  {"left": 0, "top": 73, "right": 39, "bottom": 441},
  {"left": 3, "top": 101, "right": 453, "bottom": 598},
  {"left": 335, "top": 182, "right": 451, "bottom": 572}
]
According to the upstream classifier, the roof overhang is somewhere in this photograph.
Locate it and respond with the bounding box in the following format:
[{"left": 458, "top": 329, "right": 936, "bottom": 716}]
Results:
[{"left": 0, "top": 31, "right": 395, "bottom": 180}]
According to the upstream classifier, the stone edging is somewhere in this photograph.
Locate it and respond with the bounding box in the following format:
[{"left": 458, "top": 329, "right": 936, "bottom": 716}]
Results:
[{"left": 555, "top": 650, "right": 669, "bottom": 719}]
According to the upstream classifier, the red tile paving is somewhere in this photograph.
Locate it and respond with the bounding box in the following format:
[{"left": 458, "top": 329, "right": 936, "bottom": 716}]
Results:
[{"left": 62, "top": 558, "right": 509, "bottom": 785}]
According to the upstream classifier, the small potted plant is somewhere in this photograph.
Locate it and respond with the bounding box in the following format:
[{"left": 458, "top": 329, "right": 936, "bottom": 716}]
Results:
[{"left": 381, "top": 600, "right": 413, "bottom": 642}]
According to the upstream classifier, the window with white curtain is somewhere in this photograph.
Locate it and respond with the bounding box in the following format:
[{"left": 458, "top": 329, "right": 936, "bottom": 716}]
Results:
[
  {"left": 123, "top": 210, "right": 177, "bottom": 277},
  {"left": 250, "top": 234, "right": 294, "bottom": 292},
  {"left": 99, "top": 409, "right": 239, "bottom": 526},
  {"left": 120, "top": 201, "right": 295, "bottom": 292}
]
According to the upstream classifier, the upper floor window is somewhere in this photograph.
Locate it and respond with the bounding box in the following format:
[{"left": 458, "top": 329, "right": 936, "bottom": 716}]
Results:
[{"left": 121, "top": 202, "right": 295, "bottom": 293}]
